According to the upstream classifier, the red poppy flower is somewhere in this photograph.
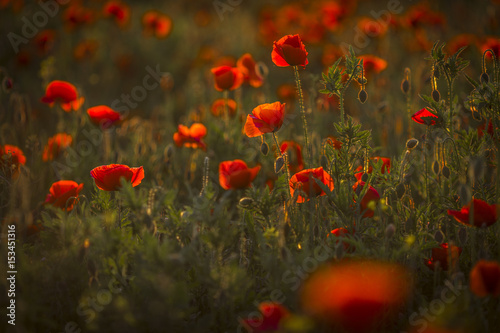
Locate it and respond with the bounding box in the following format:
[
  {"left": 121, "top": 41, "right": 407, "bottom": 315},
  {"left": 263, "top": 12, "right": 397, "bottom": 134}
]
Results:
[
  {"left": 34, "top": 29, "right": 55, "bottom": 55},
  {"left": 470, "top": 260, "right": 500, "bottom": 297},
  {"left": 142, "top": 11, "right": 172, "bottom": 39},
  {"left": 41, "top": 80, "right": 84, "bottom": 112},
  {"left": 74, "top": 40, "right": 99, "bottom": 61},
  {"left": 301, "top": 259, "right": 411, "bottom": 333},
  {"left": 90, "top": 164, "right": 144, "bottom": 191},
  {"left": 447, "top": 34, "right": 477, "bottom": 54},
  {"left": 320, "top": 1, "right": 344, "bottom": 31},
  {"left": 425, "top": 243, "right": 462, "bottom": 271},
  {"left": 353, "top": 181, "right": 380, "bottom": 218},
  {"left": 241, "top": 302, "right": 289, "bottom": 332},
  {"left": 276, "top": 83, "right": 296, "bottom": 101},
  {"left": 1, "top": 144, "right": 26, "bottom": 166},
  {"left": 219, "top": 160, "right": 261, "bottom": 190},
  {"left": 103, "top": 1, "right": 129, "bottom": 27},
  {"left": 290, "top": 167, "right": 334, "bottom": 203},
  {"left": 326, "top": 136, "right": 342, "bottom": 150},
  {"left": 447, "top": 198, "right": 498, "bottom": 228},
  {"left": 173, "top": 123, "right": 207, "bottom": 150},
  {"left": 44, "top": 180, "right": 83, "bottom": 211},
  {"left": 280, "top": 141, "right": 304, "bottom": 173},
  {"left": 355, "top": 157, "right": 391, "bottom": 181},
  {"left": 359, "top": 55, "right": 388, "bottom": 76},
  {"left": 403, "top": 4, "right": 445, "bottom": 29},
  {"left": 87, "top": 106, "right": 121, "bottom": 129},
  {"left": 358, "top": 17, "right": 389, "bottom": 38},
  {"left": 210, "top": 98, "right": 237, "bottom": 118},
  {"left": 477, "top": 119, "right": 495, "bottom": 138},
  {"left": 480, "top": 37, "right": 500, "bottom": 59},
  {"left": 411, "top": 108, "right": 439, "bottom": 125},
  {"left": 63, "top": 4, "right": 94, "bottom": 30},
  {"left": 244, "top": 101, "right": 285, "bottom": 138},
  {"left": 42, "top": 133, "right": 73, "bottom": 161},
  {"left": 237, "top": 53, "right": 264, "bottom": 88},
  {"left": 211, "top": 66, "right": 244, "bottom": 91},
  {"left": 272, "top": 34, "right": 308, "bottom": 67},
  {"left": 328, "top": 227, "right": 355, "bottom": 252}
]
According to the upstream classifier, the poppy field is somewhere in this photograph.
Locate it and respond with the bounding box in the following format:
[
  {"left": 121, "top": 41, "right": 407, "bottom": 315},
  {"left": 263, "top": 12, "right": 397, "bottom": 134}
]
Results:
[{"left": 1, "top": 0, "right": 500, "bottom": 332}]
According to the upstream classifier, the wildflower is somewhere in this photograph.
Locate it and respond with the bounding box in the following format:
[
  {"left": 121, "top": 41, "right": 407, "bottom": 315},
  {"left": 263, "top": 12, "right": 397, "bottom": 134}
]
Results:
[
  {"left": 301, "top": 259, "right": 411, "bottom": 333},
  {"left": 425, "top": 243, "right": 462, "bottom": 271},
  {"left": 34, "top": 29, "right": 55, "bottom": 55},
  {"left": 447, "top": 198, "right": 498, "bottom": 228},
  {"left": 411, "top": 108, "right": 439, "bottom": 125},
  {"left": 210, "top": 98, "right": 237, "bottom": 118},
  {"left": 328, "top": 228, "right": 355, "bottom": 252},
  {"left": 41, "top": 80, "right": 84, "bottom": 112},
  {"left": 359, "top": 55, "right": 388, "bottom": 76},
  {"left": 87, "top": 106, "right": 121, "bottom": 129},
  {"left": 44, "top": 180, "right": 83, "bottom": 211},
  {"left": 173, "top": 123, "right": 207, "bottom": 150},
  {"left": 142, "top": 11, "right": 172, "bottom": 39},
  {"left": 353, "top": 181, "right": 380, "bottom": 218},
  {"left": 241, "top": 302, "right": 290, "bottom": 332},
  {"left": 237, "top": 53, "right": 264, "bottom": 88},
  {"left": 244, "top": 102, "right": 285, "bottom": 138},
  {"left": 219, "top": 159, "right": 261, "bottom": 190},
  {"left": 272, "top": 34, "right": 308, "bottom": 67},
  {"left": 1, "top": 144, "right": 26, "bottom": 167},
  {"left": 211, "top": 66, "right": 243, "bottom": 91},
  {"left": 289, "top": 167, "right": 334, "bottom": 203},
  {"left": 470, "top": 260, "right": 500, "bottom": 297},
  {"left": 355, "top": 157, "right": 391, "bottom": 181},
  {"left": 42, "top": 133, "right": 73, "bottom": 161},
  {"left": 480, "top": 37, "right": 500, "bottom": 59},
  {"left": 103, "top": 1, "right": 130, "bottom": 27},
  {"left": 73, "top": 40, "right": 99, "bottom": 61},
  {"left": 358, "top": 17, "right": 389, "bottom": 38},
  {"left": 280, "top": 141, "right": 304, "bottom": 173},
  {"left": 90, "top": 164, "right": 144, "bottom": 191},
  {"left": 63, "top": 4, "right": 94, "bottom": 30}
]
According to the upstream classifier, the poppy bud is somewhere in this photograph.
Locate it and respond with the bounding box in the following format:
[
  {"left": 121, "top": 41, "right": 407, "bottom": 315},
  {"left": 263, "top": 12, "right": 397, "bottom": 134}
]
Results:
[
  {"left": 406, "top": 138, "right": 419, "bottom": 150},
  {"left": 480, "top": 72, "right": 489, "bottom": 84},
  {"left": 432, "top": 160, "right": 440, "bottom": 175},
  {"left": 320, "top": 154, "right": 329, "bottom": 169},
  {"left": 239, "top": 197, "right": 254, "bottom": 208},
  {"left": 164, "top": 144, "right": 173, "bottom": 160},
  {"left": 275, "top": 156, "right": 285, "bottom": 173},
  {"left": 260, "top": 141, "right": 269, "bottom": 156},
  {"left": 2, "top": 77, "right": 13, "bottom": 92},
  {"left": 432, "top": 89, "right": 440, "bottom": 102},
  {"left": 358, "top": 89, "right": 368, "bottom": 104},
  {"left": 385, "top": 224, "right": 396, "bottom": 238},
  {"left": 442, "top": 165, "right": 450, "bottom": 179},
  {"left": 361, "top": 173, "right": 369, "bottom": 182},
  {"left": 401, "top": 79, "right": 410, "bottom": 94}
]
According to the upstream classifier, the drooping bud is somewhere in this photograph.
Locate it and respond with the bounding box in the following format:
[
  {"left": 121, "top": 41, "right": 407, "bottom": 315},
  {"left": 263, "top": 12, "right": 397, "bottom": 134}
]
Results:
[
  {"left": 432, "top": 89, "right": 441, "bottom": 102},
  {"left": 385, "top": 224, "right": 396, "bottom": 238},
  {"left": 358, "top": 89, "right": 368, "bottom": 104},
  {"left": 480, "top": 72, "right": 489, "bottom": 84},
  {"left": 406, "top": 138, "right": 419, "bottom": 150},
  {"left": 239, "top": 197, "right": 254, "bottom": 208},
  {"left": 274, "top": 156, "right": 285, "bottom": 173},
  {"left": 260, "top": 141, "right": 269, "bottom": 156},
  {"left": 432, "top": 160, "right": 440, "bottom": 175},
  {"left": 441, "top": 165, "right": 450, "bottom": 179},
  {"left": 401, "top": 79, "right": 410, "bottom": 94}
]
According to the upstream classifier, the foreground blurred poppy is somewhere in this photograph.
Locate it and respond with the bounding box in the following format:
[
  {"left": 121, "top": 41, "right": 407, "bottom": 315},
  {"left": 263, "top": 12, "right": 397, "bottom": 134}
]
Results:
[
  {"left": 211, "top": 66, "right": 243, "bottom": 91},
  {"left": 219, "top": 159, "right": 261, "bottom": 190},
  {"left": 173, "top": 123, "right": 207, "bottom": 150},
  {"left": 411, "top": 108, "right": 439, "bottom": 125},
  {"left": 244, "top": 101, "right": 285, "bottom": 137},
  {"left": 280, "top": 141, "right": 304, "bottom": 173},
  {"left": 142, "top": 10, "right": 172, "bottom": 39},
  {"left": 290, "top": 167, "right": 334, "bottom": 203},
  {"left": 447, "top": 198, "right": 498, "bottom": 228},
  {"left": 477, "top": 119, "right": 495, "bottom": 138},
  {"left": 44, "top": 180, "right": 83, "bottom": 211},
  {"left": 237, "top": 53, "right": 264, "bottom": 88},
  {"left": 355, "top": 157, "right": 391, "bottom": 181},
  {"left": 87, "top": 106, "right": 121, "bottom": 129},
  {"left": 353, "top": 181, "right": 380, "bottom": 218},
  {"left": 241, "top": 302, "right": 290, "bottom": 332},
  {"left": 425, "top": 243, "right": 462, "bottom": 271},
  {"left": 301, "top": 259, "right": 411, "bottom": 333},
  {"left": 211, "top": 98, "right": 237, "bottom": 118},
  {"left": 272, "top": 34, "right": 308, "bottom": 67},
  {"left": 470, "top": 260, "right": 500, "bottom": 297},
  {"left": 41, "top": 80, "right": 84, "bottom": 112},
  {"left": 42, "top": 133, "right": 73, "bottom": 161},
  {"left": 90, "top": 164, "right": 144, "bottom": 191},
  {"left": 103, "top": 1, "right": 130, "bottom": 27}
]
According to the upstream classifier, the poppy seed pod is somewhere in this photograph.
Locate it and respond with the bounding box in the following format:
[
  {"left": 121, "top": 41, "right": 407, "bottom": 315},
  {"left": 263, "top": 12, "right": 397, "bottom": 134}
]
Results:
[
  {"left": 401, "top": 79, "right": 410, "bottom": 94},
  {"left": 432, "top": 89, "right": 441, "bottom": 102},
  {"left": 358, "top": 89, "right": 368, "bottom": 103},
  {"left": 480, "top": 72, "right": 489, "bottom": 84}
]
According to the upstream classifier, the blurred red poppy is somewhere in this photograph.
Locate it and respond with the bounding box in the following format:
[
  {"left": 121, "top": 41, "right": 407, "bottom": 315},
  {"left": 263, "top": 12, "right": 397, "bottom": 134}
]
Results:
[
  {"left": 328, "top": 227, "right": 355, "bottom": 252},
  {"left": 34, "top": 29, "right": 55, "bottom": 55},
  {"left": 447, "top": 198, "right": 498, "bottom": 228},
  {"left": 355, "top": 157, "right": 391, "bottom": 181},
  {"left": 42, "top": 133, "right": 73, "bottom": 161},
  {"left": 1, "top": 144, "right": 26, "bottom": 166},
  {"left": 403, "top": 4, "right": 445, "bottom": 29},
  {"left": 290, "top": 167, "right": 334, "bottom": 203},
  {"left": 74, "top": 40, "right": 99, "bottom": 61},
  {"left": 425, "top": 243, "right": 462, "bottom": 271},
  {"left": 326, "top": 136, "right": 342, "bottom": 150},
  {"left": 173, "top": 123, "right": 207, "bottom": 150},
  {"left": 210, "top": 98, "right": 237, "bottom": 118},
  {"left": 470, "top": 260, "right": 500, "bottom": 297},
  {"left": 411, "top": 108, "right": 439, "bottom": 125},
  {"left": 142, "top": 11, "right": 172, "bottom": 39},
  {"left": 272, "top": 34, "right": 308, "bottom": 67},
  {"left": 477, "top": 119, "right": 495, "bottom": 138},
  {"left": 301, "top": 259, "right": 411, "bottom": 333},
  {"left": 276, "top": 83, "right": 296, "bottom": 102},
  {"left": 87, "top": 106, "right": 121, "bottom": 129},
  {"left": 241, "top": 302, "right": 289, "bottom": 332},
  {"left": 358, "top": 17, "right": 389, "bottom": 38},
  {"left": 63, "top": 4, "right": 94, "bottom": 30},
  {"left": 237, "top": 53, "right": 264, "bottom": 88},
  {"left": 244, "top": 101, "right": 285, "bottom": 138},
  {"left": 219, "top": 159, "right": 261, "bottom": 190},
  {"left": 44, "top": 180, "right": 83, "bottom": 211},
  {"left": 211, "top": 66, "right": 243, "bottom": 91},
  {"left": 280, "top": 141, "right": 304, "bottom": 173},
  {"left": 41, "top": 80, "right": 84, "bottom": 112},
  {"left": 353, "top": 181, "right": 380, "bottom": 218},
  {"left": 103, "top": 1, "right": 130, "bottom": 27},
  {"left": 447, "top": 34, "right": 477, "bottom": 54},
  {"left": 359, "top": 55, "right": 388, "bottom": 75},
  {"left": 480, "top": 37, "right": 500, "bottom": 59},
  {"left": 90, "top": 164, "right": 144, "bottom": 191}
]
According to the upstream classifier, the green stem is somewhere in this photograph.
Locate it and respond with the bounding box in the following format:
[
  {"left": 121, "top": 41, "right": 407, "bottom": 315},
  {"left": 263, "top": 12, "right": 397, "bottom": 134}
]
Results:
[
  {"left": 424, "top": 125, "right": 430, "bottom": 203},
  {"left": 339, "top": 93, "right": 345, "bottom": 126},
  {"left": 293, "top": 66, "right": 310, "bottom": 166},
  {"left": 447, "top": 78, "right": 454, "bottom": 135},
  {"left": 273, "top": 132, "right": 291, "bottom": 200}
]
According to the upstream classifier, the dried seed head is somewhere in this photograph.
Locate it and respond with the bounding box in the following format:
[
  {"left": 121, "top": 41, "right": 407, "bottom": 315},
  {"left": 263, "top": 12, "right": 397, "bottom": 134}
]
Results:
[
  {"left": 358, "top": 89, "right": 368, "bottom": 104},
  {"left": 441, "top": 165, "right": 450, "bottom": 179},
  {"left": 260, "top": 141, "right": 269, "bottom": 156},
  {"left": 274, "top": 156, "right": 285, "bottom": 173},
  {"left": 239, "top": 197, "right": 254, "bottom": 208},
  {"left": 320, "top": 154, "right": 329, "bottom": 169},
  {"left": 385, "top": 224, "right": 396, "bottom": 238},
  {"left": 480, "top": 72, "right": 489, "bottom": 84},
  {"left": 432, "top": 89, "right": 441, "bottom": 102},
  {"left": 432, "top": 160, "right": 440, "bottom": 175},
  {"left": 406, "top": 138, "right": 419, "bottom": 150},
  {"left": 401, "top": 79, "right": 410, "bottom": 94}
]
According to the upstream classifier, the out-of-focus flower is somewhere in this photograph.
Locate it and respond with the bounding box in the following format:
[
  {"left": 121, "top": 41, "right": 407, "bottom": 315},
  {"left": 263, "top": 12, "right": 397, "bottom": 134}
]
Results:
[
  {"left": 1, "top": 144, "right": 26, "bottom": 177},
  {"left": 44, "top": 180, "right": 83, "bottom": 211},
  {"left": 272, "top": 34, "right": 308, "bottom": 67},
  {"left": 447, "top": 34, "right": 477, "bottom": 54},
  {"left": 276, "top": 83, "right": 296, "bottom": 102},
  {"left": 87, "top": 106, "right": 121, "bottom": 129},
  {"left": 353, "top": 181, "right": 380, "bottom": 218},
  {"left": 280, "top": 140, "right": 304, "bottom": 173},
  {"left": 301, "top": 259, "right": 411, "bottom": 333},
  {"left": 359, "top": 55, "right": 387, "bottom": 76},
  {"left": 358, "top": 17, "right": 389, "bottom": 38},
  {"left": 328, "top": 227, "right": 355, "bottom": 252},
  {"left": 477, "top": 119, "right": 495, "bottom": 138},
  {"left": 219, "top": 159, "right": 261, "bottom": 190},
  {"left": 447, "top": 198, "right": 498, "bottom": 228},
  {"left": 241, "top": 302, "right": 290, "bottom": 332},
  {"left": 355, "top": 157, "right": 391, "bottom": 181},
  {"left": 211, "top": 98, "right": 237, "bottom": 118},
  {"left": 73, "top": 40, "right": 99, "bottom": 61},
  {"left": 211, "top": 66, "right": 244, "bottom": 91},
  {"left": 142, "top": 11, "right": 172, "bottom": 39},
  {"left": 411, "top": 108, "right": 439, "bottom": 126},
  {"left": 63, "top": 4, "right": 94, "bottom": 30},
  {"left": 480, "top": 37, "right": 500, "bottom": 59},
  {"left": 403, "top": 4, "right": 445, "bottom": 29},
  {"left": 290, "top": 167, "right": 334, "bottom": 203},
  {"left": 90, "top": 164, "right": 144, "bottom": 191},
  {"left": 470, "top": 260, "right": 500, "bottom": 297},
  {"left": 42, "top": 133, "right": 72, "bottom": 161},
  {"left": 425, "top": 243, "right": 462, "bottom": 271},
  {"left": 244, "top": 102, "right": 285, "bottom": 138},
  {"left": 173, "top": 123, "right": 207, "bottom": 150},
  {"left": 41, "top": 80, "right": 84, "bottom": 112},
  {"left": 237, "top": 53, "right": 264, "bottom": 88},
  {"left": 103, "top": 1, "right": 130, "bottom": 27},
  {"left": 34, "top": 29, "right": 55, "bottom": 55}
]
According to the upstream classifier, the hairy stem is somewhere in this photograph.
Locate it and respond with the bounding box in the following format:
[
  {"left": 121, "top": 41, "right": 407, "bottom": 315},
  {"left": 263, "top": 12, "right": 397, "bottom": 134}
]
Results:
[{"left": 293, "top": 66, "right": 310, "bottom": 166}]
